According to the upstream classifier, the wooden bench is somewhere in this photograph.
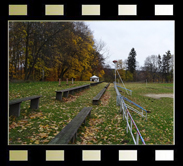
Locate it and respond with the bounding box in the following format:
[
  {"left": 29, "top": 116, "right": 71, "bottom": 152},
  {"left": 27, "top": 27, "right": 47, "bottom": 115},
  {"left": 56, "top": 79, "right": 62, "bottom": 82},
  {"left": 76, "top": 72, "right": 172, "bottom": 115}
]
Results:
[
  {"left": 9, "top": 95, "right": 42, "bottom": 117},
  {"left": 48, "top": 107, "right": 92, "bottom": 144},
  {"left": 55, "top": 84, "right": 90, "bottom": 101},
  {"left": 104, "top": 83, "right": 110, "bottom": 89},
  {"left": 90, "top": 81, "right": 103, "bottom": 86},
  {"left": 68, "top": 84, "right": 89, "bottom": 94},
  {"left": 92, "top": 88, "right": 106, "bottom": 105}
]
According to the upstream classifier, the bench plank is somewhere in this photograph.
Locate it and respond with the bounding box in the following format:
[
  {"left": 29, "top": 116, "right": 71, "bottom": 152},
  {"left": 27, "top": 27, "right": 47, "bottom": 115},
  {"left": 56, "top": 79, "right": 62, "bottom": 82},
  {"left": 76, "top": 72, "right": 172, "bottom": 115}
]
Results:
[
  {"left": 92, "top": 88, "right": 106, "bottom": 105},
  {"left": 48, "top": 107, "right": 92, "bottom": 144},
  {"left": 9, "top": 95, "right": 42, "bottom": 117},
  {"left": 104, "top": 83, "right": 110, "bottom": 88},
  {"left": 90, "top": 81, "right": 103, "bottom": 86},
  {"left": 55, "top": 84, "right": 90, "bottom": 93},
  {"left": 9, "top": 95, "right": 42, "bottom": 105},
  {"left": 55, "top": 84, "right": 90, "bottom": 101}
]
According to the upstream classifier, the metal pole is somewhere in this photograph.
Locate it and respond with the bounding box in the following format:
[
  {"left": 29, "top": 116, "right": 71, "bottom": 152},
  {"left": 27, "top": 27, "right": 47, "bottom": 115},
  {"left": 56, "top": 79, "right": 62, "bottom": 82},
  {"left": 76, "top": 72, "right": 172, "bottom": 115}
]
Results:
[
  {"left": 120, "top": 104, "right": 122, "bottom": 113},
  {"left": 136, "top": 133, "right": 139, "bottom": 145},
  {"left": 126, "top": 113, "right": 128, "bottom": 133},
  {"left": 115, "top": 66, "right": 116, "bottom": 84},
  {"left": 123, "top": 101, "right": 125, "bottom": 120},
  {"left": 130, "top": 119, "right": 132, "bottom": 132},
  {"left": 116, "top": 70, "right": 129, "bottom": 95}
]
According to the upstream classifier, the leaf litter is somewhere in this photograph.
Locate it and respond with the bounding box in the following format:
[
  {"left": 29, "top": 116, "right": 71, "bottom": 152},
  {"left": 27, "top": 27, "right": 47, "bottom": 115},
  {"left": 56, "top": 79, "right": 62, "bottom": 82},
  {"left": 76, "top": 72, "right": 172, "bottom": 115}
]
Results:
[
  {"left": 9, "top": 82, "right": 173, "bottom": 145},
  {"left": 77, "top": 117, "right": 105, "bottom": 145}
]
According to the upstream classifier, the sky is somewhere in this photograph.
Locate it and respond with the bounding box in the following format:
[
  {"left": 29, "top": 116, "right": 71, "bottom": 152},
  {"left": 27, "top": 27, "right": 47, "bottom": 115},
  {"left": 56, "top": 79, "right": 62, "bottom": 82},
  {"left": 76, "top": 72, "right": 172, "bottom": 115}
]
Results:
[{"left": 84, "top": 21, "right": 174, "bottom": 69}]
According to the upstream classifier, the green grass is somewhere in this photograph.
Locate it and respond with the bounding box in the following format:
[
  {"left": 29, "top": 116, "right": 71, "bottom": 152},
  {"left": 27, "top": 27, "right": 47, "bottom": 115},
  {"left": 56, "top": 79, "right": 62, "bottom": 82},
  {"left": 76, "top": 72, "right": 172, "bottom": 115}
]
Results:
[
  {"left": 9, "top": 81, "right": 173, "bottom": 145},
  {"left": 117, "top": 82, "right": 173, "bottom": 144}
]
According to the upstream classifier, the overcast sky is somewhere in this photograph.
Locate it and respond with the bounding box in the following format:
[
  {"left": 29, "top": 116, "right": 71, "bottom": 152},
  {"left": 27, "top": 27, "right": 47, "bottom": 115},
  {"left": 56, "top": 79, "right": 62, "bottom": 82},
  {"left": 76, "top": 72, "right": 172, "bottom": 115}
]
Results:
[{"left": 84, "top": 21, "right": 174, "bottom": 69}]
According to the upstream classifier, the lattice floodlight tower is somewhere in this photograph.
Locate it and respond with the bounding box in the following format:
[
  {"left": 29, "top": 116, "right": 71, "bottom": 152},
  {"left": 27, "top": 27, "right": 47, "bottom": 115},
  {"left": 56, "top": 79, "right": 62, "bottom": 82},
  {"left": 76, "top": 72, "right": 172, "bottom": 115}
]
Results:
[
  {"left": 113, "top": 60, "right": 130, "bottom": 95},
  {"left": 113, "top": 60, "right": 121, "bottom": 106},
  {"left": 113, "top": 60, "right": 118, "bottom": 83}
]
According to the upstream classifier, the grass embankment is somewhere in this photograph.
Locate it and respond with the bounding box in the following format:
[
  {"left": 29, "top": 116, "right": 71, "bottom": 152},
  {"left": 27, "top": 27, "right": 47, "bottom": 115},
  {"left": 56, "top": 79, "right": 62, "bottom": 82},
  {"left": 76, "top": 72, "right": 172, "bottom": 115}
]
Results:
[{"left": 9, "top": 81, "right": 173, "bottom": 145}]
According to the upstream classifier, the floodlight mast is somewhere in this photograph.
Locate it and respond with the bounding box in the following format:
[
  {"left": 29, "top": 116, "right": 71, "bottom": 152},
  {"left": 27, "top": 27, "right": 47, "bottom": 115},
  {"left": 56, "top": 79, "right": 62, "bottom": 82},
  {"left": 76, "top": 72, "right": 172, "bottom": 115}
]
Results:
[{"left": 113, "top": 60, "right": 117, "bottom": 84}]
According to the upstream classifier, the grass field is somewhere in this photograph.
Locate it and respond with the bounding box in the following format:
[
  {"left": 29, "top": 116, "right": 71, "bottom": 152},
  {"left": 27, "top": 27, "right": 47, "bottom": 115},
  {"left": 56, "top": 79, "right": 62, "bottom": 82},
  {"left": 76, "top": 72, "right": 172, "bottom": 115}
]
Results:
[{"left": 9, "top": 81, "right": 173, "bottom": 145}]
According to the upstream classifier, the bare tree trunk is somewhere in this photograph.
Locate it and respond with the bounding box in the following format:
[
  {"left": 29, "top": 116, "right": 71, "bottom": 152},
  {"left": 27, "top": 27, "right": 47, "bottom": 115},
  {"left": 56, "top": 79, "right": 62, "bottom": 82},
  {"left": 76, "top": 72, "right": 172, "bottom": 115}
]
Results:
[
  {"left": 26, "top": 29, "right": 63, "bottom": 80},
  {"left": 17, "top": 51, "right": 19, "bottom": 79},
  {"left": 59, "top": 67, "right": 69, "bottom": 80},
  {"left": 24, "top": 22, "right": 30, "bottom": 80}
]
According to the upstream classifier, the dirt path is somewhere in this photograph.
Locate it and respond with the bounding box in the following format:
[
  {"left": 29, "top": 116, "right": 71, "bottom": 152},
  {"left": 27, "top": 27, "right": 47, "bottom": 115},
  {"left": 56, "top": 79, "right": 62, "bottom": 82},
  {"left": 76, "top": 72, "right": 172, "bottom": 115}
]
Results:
[{"left": 143, "top": 93, "right": 173, "bottom": 99}]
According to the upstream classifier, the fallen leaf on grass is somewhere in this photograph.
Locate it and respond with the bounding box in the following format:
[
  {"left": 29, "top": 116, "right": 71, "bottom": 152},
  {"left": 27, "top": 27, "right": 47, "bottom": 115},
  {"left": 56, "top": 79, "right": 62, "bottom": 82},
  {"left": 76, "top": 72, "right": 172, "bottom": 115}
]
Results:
[
  {"left": 39, "top": 133, "right": 48, "bottom": 138},
  {"left": 144, "top": 137, "right": 150, "bottom": 141},
  {"left": 35, "top": 140, "right": 39, "bottom": 144},
  {"left": 142, "top": 129, "right": 146, "bottom": 133},
  {"left": 29, "top": 112, "right": 43, "bottom": 119},
  {"left": 9, "top": 122, "right": 18, "bottom": 129},
  {"left": 100, "top": 91, "right": 111, "bottom": 106},
  {"left": 42, "top": 139, "right": 49, "bottom": 143},
  {"left": 53, "top": 131, "right": 60, "bottom": 135}
]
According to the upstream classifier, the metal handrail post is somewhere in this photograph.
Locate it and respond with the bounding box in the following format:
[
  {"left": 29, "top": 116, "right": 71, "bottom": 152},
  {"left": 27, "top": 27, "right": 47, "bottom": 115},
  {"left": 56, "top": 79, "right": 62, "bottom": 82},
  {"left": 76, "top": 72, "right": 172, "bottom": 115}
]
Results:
[
  {"left": 123, "top": 104, "right": 125, "bottom": 120},
  {"left": 120, "top": 102, "right": 122, "bottom": 114},
  {"left": 126, "top": 113, "right": 128, "bottom": 133},
  {"left": 136, "top": 133, "right": 139, "bottom": 145}
]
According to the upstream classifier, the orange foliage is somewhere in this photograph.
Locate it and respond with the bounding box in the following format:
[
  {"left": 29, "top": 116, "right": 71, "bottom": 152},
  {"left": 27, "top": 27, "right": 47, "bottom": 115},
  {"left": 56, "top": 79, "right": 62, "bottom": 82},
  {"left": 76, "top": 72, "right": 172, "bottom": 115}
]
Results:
[{"left": 45, "top": 69, "right": 58, "bottom": 81}]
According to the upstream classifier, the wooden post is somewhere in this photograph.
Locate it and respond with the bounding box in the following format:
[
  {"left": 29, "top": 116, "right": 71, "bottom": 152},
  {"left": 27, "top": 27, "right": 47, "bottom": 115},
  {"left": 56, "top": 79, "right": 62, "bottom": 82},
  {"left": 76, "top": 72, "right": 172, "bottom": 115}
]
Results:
[
  {"left": 72, "top": 78, "right": 73, "bottom": 84},
  {"left": 42, "top": 69, "right": 44, "bottom": 81},
  {"left": 59, "top": 78, "right": 61, "bottom": 86},
  {"left": 66, "top": 78, "right": 68, "bottom": 85}
]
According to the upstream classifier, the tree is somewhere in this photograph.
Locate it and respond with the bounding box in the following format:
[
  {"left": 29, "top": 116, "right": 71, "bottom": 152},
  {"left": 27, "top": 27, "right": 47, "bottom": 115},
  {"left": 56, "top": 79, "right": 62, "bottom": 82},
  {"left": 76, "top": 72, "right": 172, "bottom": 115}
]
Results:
[
  {"left": 9, "top": 22, "right": 25, "bottom": 80},
  {"left": 103, "top": 64, "right": 114, "bottom": 82},
  {"left": 162, "top": 50, "right": 172, "bottom": 82},
  {"left": 169, "top": 54, "right": 174, "bottom": 82},
  {"left": 144, "top": 55, "right": 158, "bottom": 82},
  {"left": 116, "top": 59, "right": 126, "bottom": 81},
  {"left": 9, "top": 22, "right": 107, "bottom": 81},
  {"left": 157, "top": 54, "right": 162, "bottom": 82},
  {"left": 125, "top": 71, "right": 133, "bottom": 82},
  {"left": 127, "top": 48, "right": 136, "bottom": 81},
  {"left": 141, "top": 51, "right": 173, "bottom": 83}
]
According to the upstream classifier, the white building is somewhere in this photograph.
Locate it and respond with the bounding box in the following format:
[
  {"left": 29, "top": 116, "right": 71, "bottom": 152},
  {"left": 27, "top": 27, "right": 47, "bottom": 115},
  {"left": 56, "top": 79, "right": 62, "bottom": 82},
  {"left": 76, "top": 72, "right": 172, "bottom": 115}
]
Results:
[{"left": 90, "top": 75, "right": 99, "bottom": 82}]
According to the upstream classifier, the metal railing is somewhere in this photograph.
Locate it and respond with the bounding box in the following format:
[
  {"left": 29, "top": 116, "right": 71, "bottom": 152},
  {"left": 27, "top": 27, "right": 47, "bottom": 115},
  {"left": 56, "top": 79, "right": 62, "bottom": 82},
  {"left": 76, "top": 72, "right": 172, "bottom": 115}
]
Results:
[
  {"left": 114, "top": 82, "right": 146, "bottom": 145},
  {"left": 116, "top": 85, "right": 147, "bottom": 120},
  {"left": 125, "top": 103, "right": 147, "bottom": 120},
  {"left": 122, "top": 96, "right": 147, "bottom": 120},
  {"left": 116, "top": 85, "right": 132, "bottom": 96}
]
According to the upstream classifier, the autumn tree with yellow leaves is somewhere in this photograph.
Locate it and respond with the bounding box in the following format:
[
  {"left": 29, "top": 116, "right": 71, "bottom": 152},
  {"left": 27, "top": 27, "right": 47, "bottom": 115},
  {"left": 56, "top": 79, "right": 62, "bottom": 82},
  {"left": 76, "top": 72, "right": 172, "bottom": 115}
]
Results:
[{"left": 9, "top": 22, "right": 106, "bottom": 81}]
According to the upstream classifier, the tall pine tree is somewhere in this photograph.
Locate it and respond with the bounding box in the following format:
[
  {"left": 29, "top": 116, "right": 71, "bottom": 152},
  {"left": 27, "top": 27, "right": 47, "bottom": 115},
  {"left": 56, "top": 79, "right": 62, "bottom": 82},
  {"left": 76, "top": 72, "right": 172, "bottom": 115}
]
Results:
[
  {"left": 127, "top": 48, "right": 136, "bottom": 81},
  {"left": 162, "top": 50, "right": 172, "bottom": 82}
]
